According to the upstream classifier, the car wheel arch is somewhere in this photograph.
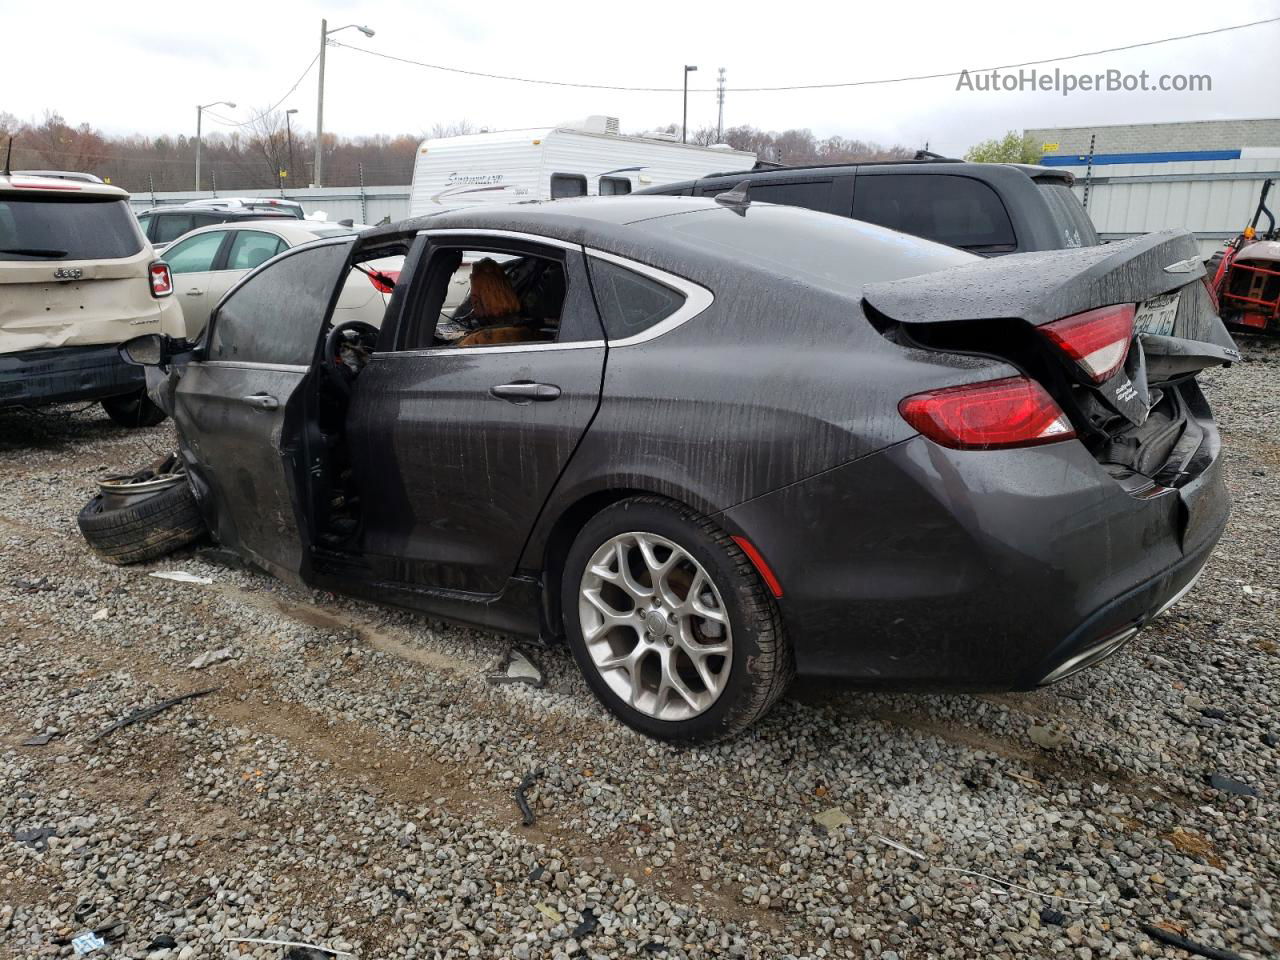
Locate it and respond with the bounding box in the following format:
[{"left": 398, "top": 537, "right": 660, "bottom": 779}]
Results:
[{"left": 533, "top": 482, "right": 722, "bottom": 641}]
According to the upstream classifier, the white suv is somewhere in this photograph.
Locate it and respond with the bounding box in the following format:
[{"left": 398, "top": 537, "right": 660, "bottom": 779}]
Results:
[{"left": 0, "top": 174, "right": 186, "bottom": 426}]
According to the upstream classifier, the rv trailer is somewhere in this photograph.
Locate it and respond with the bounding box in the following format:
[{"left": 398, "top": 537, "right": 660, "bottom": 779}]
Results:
[{"left": 408, "top": 116, "right": 756, "bottom": 216}]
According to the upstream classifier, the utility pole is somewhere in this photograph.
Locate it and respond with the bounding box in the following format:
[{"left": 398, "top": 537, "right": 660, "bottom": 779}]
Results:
[
  {"left": 285, "top": 108, "right": 298, "bottom": 193},
  {"left": 315, "top": 19, "right": 375, "bottom": 187},
  {"left": 314, "top": 18, "right": 327, "bottom": 188},
  {"left": 682, "top": 65, "right": 698, "bottom": 144},
  {"left": 195, "top": 100, "right": 235, "bottom": 191},
  {"left": 716, "top": 68, "right": 726, "bottom": 142}
]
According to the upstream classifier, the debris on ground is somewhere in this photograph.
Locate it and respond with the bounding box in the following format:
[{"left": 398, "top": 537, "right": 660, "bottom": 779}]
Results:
[
  {"left": 535, "top": 903, "right": 563, "bottom": 924},
  {"left": 14, "top": 826, "right": 57, "bottom": 851},
  {"left": 88, "top": 688, "right": 217, "bottom": 743},
  {"left": 91, "top": 608, "right": 109, "bottom": 621},
  {"left": 1138, "top": 922, "right": 1247, "bottom": 960},
  {"left": 1206, "top": 773, "right": 1258, "bottom": 797},
  {"left": 21, "top": 731, "right": 58, "bottom": 746},
  {"left": 872, "top": 835, "right": 1095, "bottom": 905},
  {"left": 1039, "top": 907, "right": 1066, "bottom": 926},
  {"left": 227, "top": 938, "right": 350, "bottom": 957},
  {"left": 70, "top": 930, "right": 106, "bottom": 955},
  {"left": 1028, "top": 724, "right": 1070, "bottom": 749},
  {"left": 813, "top": 807, "right": 851, "bottom": 830},
  {"left": 187, "top": 646, "right": 234, "bottom": 670},
  {"left": 513, "top": 769, "right": 543, "bottom": 826},
  {"left": 11, "top": 576, "right": 54, "bottom": 593},
  {"left": 487, "top": 645, "right": 545, "bottom": 688},
  {"left": 148, "top": 570, "right": 213, "bottom": 585},
  {"left": 145, "top": 934, "right": 177, "bottom": 950},
  {"left": 572, "top": 906, "right": 600, "bottom": 938}
]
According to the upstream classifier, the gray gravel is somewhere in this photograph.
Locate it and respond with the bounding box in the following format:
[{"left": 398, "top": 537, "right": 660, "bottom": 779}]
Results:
[{"left": 1, "top": 342, "right": 1277, "bottom": 959}]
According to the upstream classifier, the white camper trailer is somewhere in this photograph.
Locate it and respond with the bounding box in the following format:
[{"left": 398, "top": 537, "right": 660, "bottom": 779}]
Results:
[{"left": 408, "top": 117, "right": 756, "bottom": 216}]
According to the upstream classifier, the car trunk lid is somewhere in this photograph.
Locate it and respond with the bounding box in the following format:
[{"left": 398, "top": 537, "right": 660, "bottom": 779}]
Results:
[{"left": 864, "top": 229, "right": 1239, "bottom": 488}]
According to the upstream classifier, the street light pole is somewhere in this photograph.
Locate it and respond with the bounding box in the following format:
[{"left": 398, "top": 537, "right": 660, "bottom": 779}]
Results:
[
  {"left": 285, "top": 109, "right": 297, "bottom": 192},
  {"left": 195, "top": 100, "right": 235, "bottom": 191},
  {"left": 314, "top": 19, "right": 375, "bottom": 188},
  {"left": 314, "top": 18, "right": 326, "bottom": 188},
  {"left": 682, "top": 65, "right": 698, "bottom": 144}
]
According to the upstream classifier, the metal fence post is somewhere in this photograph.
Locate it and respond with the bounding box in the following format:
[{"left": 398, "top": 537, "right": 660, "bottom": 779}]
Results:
[{"left": 359, "top": 163, "right": 367, "bottom": 224}]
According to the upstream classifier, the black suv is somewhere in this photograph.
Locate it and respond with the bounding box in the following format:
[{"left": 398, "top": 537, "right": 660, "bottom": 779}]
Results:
[
  {"left": 135, "top": 206, "right": 296, "bottom": 252},
  {"left": 637, "top": 159, "right": 1098, "bottom": 256}
]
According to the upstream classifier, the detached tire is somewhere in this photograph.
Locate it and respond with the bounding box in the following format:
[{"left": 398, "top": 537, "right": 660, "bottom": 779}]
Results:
[
  {"left": 78, "top": 480, "right": 205, "bottom": 565},
  {"left": 561, "top": 496, "right": 793, "bottom": 743},
  {"left": 101, "top": 390, "right": 167, "bottom": 428}
]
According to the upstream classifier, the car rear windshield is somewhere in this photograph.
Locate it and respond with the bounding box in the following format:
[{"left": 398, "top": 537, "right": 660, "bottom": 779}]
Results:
[
  {"left": 0, "top": 196, "right": 142, "bottom": 261},
  {"left": 1035, "top": 181, "right": 1099, "bottom": 248},
  {"left": 638, "top": 204, "right": 975, "bottom": 297}
]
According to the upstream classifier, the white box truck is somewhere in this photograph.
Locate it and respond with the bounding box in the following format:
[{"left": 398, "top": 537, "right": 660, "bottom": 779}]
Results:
[{"left": 408, "top": 116, "right": 756, "bottom": 216}]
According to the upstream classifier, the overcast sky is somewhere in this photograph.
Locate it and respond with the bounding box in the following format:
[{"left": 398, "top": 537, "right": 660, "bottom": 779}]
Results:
[{"left": 4, "top": 0, "right": 1279, "bottom": 156}]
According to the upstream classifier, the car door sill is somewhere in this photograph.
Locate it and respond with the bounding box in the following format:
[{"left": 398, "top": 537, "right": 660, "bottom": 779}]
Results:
[{"left": 310, "top": 547, "right": 543, "bottom": 637}]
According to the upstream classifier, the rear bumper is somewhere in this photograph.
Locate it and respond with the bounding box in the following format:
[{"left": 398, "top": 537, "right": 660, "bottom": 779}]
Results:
[
  {"left": 720, "top": 409, "right": 1229, "bottom": 689},
  {"left": 0, "top": 344, "right": 144, "bottom": 408}
]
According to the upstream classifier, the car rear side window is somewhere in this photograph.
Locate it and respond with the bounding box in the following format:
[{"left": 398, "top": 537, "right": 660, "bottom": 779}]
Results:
[
  {"left": 165, "top": 232, "right": 225, "bottom": 274},
  {"left": 853, "top": 174, "right": 1015, "bottom": 251},
  {"left": 0, "top": 197, "right": 142, "bottom": 261},
  {"left": 551, "top": 174, "right": 587, "bottom": 199},
  {"left": 588, "top": 258, "right": 686, "bottom": 339},
  {"left": 208, "top": 241, "right": 352, "bottom": 365},
  {"left": 1036, "top": 181, "right": 1099, "bottom": 248},
  {"left": 153, "top": 214, "right": 195, "bottom": 244},
  {"left": 226, "top": 231, "right": 286, "bottom": 270}
]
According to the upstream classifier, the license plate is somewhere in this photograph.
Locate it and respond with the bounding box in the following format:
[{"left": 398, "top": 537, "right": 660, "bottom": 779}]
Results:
[{"left": 1134, "top": 292, "right": 1180, "bottom": 336}]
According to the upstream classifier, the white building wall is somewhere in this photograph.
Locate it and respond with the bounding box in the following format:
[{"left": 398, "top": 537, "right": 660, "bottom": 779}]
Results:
[{"left": 1058, "top": 159, "right": 1279, "bottom": 257}]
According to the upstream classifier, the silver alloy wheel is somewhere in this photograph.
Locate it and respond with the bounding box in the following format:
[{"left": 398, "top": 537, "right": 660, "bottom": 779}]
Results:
[{"left": 578, "top": 531, "right": 733, "bottom": 722}]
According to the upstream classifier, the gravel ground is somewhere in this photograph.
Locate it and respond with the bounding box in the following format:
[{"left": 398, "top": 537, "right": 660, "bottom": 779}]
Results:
[{"left": 1, "top": 342, "right": 1276, "bottom": 960}]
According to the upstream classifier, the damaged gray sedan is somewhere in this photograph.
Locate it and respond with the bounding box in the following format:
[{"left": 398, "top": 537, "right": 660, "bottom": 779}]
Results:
[{"left": 86, "top": 196, "right": 1237, "bottom": 742}]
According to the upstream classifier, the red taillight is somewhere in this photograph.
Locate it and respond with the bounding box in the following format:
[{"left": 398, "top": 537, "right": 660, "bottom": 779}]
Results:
[
  {"left": 368, "top": 270, "right": 399, "bottom": 294},
  {"left": 899, "top": 376, "right": 1075, "bottom": 450},
  {"left": 1039, "top": 303, "right": 1134, "bottom": 383},
  {"left": 149, "top": 261, "right": 173, "bottom": 298}
]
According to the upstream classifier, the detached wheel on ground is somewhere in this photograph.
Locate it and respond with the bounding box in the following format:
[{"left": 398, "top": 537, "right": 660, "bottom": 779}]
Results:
[
  {"left": 101, "top": 388, "right": 167, "bottom": 428},
  {"left": 561, "top": 496, "right": 793, "bottom": 743},
  {"left": 77, "top": 455, "right": 207, "bottom": 565}
]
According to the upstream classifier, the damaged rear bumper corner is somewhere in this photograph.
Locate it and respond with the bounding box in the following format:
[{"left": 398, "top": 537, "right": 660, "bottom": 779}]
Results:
[{"left": 0, "top": 343, "right": 144, "bottom": 408}]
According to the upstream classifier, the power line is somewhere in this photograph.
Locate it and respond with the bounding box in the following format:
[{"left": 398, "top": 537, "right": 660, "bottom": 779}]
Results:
[
  {"left": 203, "top": 53, "right": 320, "bottom": 128},
  {"left": 331, "top": 15, "right": 1280, "bottom": 93}
]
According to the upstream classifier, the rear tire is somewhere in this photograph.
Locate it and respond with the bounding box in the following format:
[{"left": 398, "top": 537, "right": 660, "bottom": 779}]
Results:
[
  {"left": 101, "top": 390, "right": 167, "bottom": 428},
  {"left": 561, "top": 496, "right": 793, "bottom": 743},
  {"left": 77, "top": 480, "right": 206, "bottom": 565}
]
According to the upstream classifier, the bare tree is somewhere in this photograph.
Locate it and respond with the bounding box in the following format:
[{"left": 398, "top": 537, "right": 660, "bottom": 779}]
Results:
[
  {"left": 247, "top": 109, "right": 291, "bottom": 191},
  {"left": 428, "top": 120, "right": 476, "bottom": 139}
]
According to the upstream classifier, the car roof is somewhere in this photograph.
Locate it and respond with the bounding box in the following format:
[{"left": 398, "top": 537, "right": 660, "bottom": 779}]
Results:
[
  {"left": 163, "top": 219, "right": 353, "bottom": 245},
  {"left": 364, "top": 195, "right": 913, "bottom": 255},
  {"left": 184, "top": 197, "right": 304, "bottom": 208},
  {"left": 0, "top": 173, "right": 128, "bottom": 199},
  {"left": 641, "top": 160, "right": 1074, "bottom": 191},
  {"left": 12, "top": 169, "right": 105, "bottom": 183},
  {"left": 139, "top": 205, "right": 296, "bottom": 218}
]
